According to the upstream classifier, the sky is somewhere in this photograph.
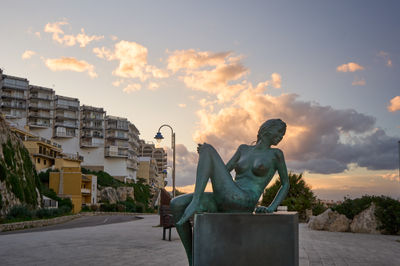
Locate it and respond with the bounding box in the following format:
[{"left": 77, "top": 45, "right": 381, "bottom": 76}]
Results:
[{"left": 1, "top": 0, "right": 399, "bottom": 201}]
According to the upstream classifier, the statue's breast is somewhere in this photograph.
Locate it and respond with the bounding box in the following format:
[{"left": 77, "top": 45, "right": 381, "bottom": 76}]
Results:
[{"left": 252, "top": 158, "right": 271, "bottom": 177}]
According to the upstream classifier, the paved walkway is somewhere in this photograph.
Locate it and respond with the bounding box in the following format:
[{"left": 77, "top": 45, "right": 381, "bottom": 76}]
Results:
[{"left": 0, "top": 215, "right": 399, "bottom": 265}]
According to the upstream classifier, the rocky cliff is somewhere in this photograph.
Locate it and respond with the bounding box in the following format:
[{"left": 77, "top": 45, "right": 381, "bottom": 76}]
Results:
[{"left": 0, "top": 115, "right": 41, "bottom": 217}]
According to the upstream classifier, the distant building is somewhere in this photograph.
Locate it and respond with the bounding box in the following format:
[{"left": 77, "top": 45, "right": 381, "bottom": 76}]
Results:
[
  {"left": 49, "top": 167, "right": 97, "bottom": 213},
  {"left": 79, "top": 105, "right": 106, "bottom": 172},
  {"left": 139, "top": 140, "right": 167, "bottom": 175},
  {"left": 137, "top": 157, "right": 164, "bottom": 189},
  {"left": 0, "top": 72, "right": 29, "bottom": 128},
  {"left": 27, "top": 85, "right": 55, "bottom": 139},
  {"left": 53, "top": 95, "right": 80, "bottom": 154}
]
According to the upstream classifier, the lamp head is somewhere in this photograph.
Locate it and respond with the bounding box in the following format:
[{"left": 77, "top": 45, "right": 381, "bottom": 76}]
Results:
[{"left": 154, "top": 132, "right": 164, "bottom": 143}]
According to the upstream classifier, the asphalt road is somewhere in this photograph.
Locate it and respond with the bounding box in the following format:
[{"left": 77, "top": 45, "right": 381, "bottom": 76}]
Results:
[{"left": 0, "top": 215, "right": 143, "bottom": 235}]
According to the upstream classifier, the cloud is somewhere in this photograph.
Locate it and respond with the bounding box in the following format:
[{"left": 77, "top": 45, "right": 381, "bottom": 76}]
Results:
[
  {"left": 112, "top": 79, "right": 124, "bottom": 87},
  {"left": 336, "top": 62, "right": 365, "bottom": 72},
  {"left": 178, "top": 103, "right": 187, "bottom": 108},
  {"left": 44, "top": 57, "right": 97, "bottom": 78},
  {"left": 148, "top": 82, "right": 159, "bottom": 91},
  {"left": 44, "top": 21, "right": 103, "bottom": 47},
  {"left": 22, "top": 50, "right": 36, "bottom": 60},
  {"left": 93, "top": 40, "right": 169, "bottom": 81},
  {"left": 352, "top": 77, "right": 366, "bottom": 86},
  {"left": 123, "top": 83, "right": 141, "bottom": 93},
  {"left": 110, "top": 35, "right": 118, "bottom": 41},
  {"left": 193, "top": 86, "right": 398, "bottom": 175},
  {"left": 35, "top": 32, "right": 41, "bottom": 38},
  {"left": 378, "top": 51, "right": 393, "bottom": 67},
  {"left": 165, "top": 144, "right": 199, "bottom": 186},
  {"left": 380, "top": 172, "right": 400, "bottom": 182},
  {"left": 167, "top": 49, "right": 231, "bottom": 72},
  {"left": 167, "top": 49, "right": 249, "bottom": 101},
  {"left": 388, "top": 96, "right": 400, "bottom": 112},
  {"left": 271, "top": 72, "right": 282, "bottom": 89}
]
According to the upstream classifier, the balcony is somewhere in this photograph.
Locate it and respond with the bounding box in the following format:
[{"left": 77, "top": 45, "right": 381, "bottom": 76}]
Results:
[
  {"left": 105, "top": 123, "right": 129, "bottom": 131},
  {"left": 29, "top": 94, "right": 53, "bottom": 101},
  {"left": 58, "top": 153, "right": 84, "bottom": 161},
  {"left": 55, "top": 103, "right": 79, "bottom": 110},
  {"left": 55, "top": 112, "right": 78, "bottom": 119},
  {"left": 80, "top": 138, "right": 104, "bottom": 148},
  {"left": 105, "top": 147, "right": 128, "bottom": 158},
  {"left": 28, "top": 121, "right": 51, "bottom": 128},
  {"left": 54, "top": 131, "right": 76, "bottom": 138},
  {"left": 55, "top": 122, "right": 78, "bottom": 128},
  {"left": 29, "top": 103, "right": 53, "bottom": 110},
  {"left": 29, "top": 112, "right": 52, "bottom": 119},
  {"left": 81, "top": 123, "right": 103, "bottom": 130},
  {"left": 127, "top": 160, "right": 138, "bottom": 170},
  {"left": 81, "top": 188, "right": 91, "bottom": 194},
  {"left": 1, "top": 93, "right": 26, "bottom": 99},
  {"left": 1, "top": 101, "right": 26, "bottom": 109}
]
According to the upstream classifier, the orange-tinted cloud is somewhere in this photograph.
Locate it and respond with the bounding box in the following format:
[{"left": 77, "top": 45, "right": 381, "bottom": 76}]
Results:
[
  {"left": 147, "top": 82, "right": 159, "bottom": 91},
  {"left": 352, "top": 77, "right": 366, "bottom": 86},
  {"left": 44, "top": 57, "right": 97, "bottom": 78},
  {"left": 193, "top": 84, "right": 398, "bottom": 174},
  {"left": 123, "top": 83, "right": 141, "bottom": 93},
  {"left": 22, "top": 50, "right": 36, "bottom": 60},
  {"left": 271, "top": 72, "right": 282, "bottom": 88},
  {"left": 167, "top": 49, "right": 249, "bottom": 101},
  {"left": 337, "top": 62, "right": 365, "bottom": 72},
  {"left": 388, "top": 96, "right": 400, "bottom": 112},
  {"left": 44, "top": 21, "right": 103, "bottom": 47},
  {"left": 178, "top": 103, "right": 187, "bottom": 108},
  {"left": 93, "top": 41, "right": 168, "bottom": 81},
  {"left": 167, "top": 49, "right": 231, "bottom": 72},
  {"left": 378, "top": 51, "right": 393, "bottom": 67}
]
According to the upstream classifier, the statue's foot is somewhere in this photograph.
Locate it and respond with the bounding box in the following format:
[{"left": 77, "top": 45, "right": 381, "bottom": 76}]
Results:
[{"left": 176, "top": 200, "right": 198, "bottom": 226}]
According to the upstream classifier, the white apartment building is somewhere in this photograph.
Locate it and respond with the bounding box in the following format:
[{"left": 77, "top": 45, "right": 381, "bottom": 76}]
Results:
[
  {"left": 27, "top": 85, "right": 55, "bottom": 139},
  {"left": 0, "top": 71, "right": 29, "bottom": 128},
  {"left": 128, "top": 122, "right": 140, "bottom": 180},
  {"left": 79, "top": 105, "right": 105, "bottom": 171},
  {"left": 53, "top": 95, "right": 80, "bottom": 154}
]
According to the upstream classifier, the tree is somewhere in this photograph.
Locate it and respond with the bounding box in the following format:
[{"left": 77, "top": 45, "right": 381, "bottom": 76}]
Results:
[{"left": 261, "top": 173, "right": 324, "bottom": 221}]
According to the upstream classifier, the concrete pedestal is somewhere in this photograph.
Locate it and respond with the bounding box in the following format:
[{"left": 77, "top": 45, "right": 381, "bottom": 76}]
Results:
[{"left": 193, "top": 212, "right": 298, "bottom": 266}]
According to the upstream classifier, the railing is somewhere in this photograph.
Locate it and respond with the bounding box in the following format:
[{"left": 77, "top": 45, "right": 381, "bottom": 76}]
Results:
[
  {"left": 29, "top": 94, "right": 53, "bottom": 100},
  {"left": 1, "top": 101, "right": 26, "bottom": 108},
  {"left": 54, "top": 131, "right": 76, "bottom": 138},
  {"left": 1, "top": 93, "right": 26, "bottom": 99},
  {"left": 81, "top": 188, "right": 91, "bottom": 194},
  {"left": 58, "top": 153, "right": 84, "bottom": 161},
  {"left": 104, "top": 148, "right": 128, "bottom": 158},
  {"left": 25, "top": 136, "right": 62, "bottom": 149},
  {"left": 28, "top": 122, "right": 51, "bottom": 128},
  {"left": 29, "top": 112, "right": 52, "bottom": 118},
  {"left": 55, "top": 103, "right": 79, "bottom": 110},
  {"left": 29, "top": 103, "right": 53, "bottom": 109}
]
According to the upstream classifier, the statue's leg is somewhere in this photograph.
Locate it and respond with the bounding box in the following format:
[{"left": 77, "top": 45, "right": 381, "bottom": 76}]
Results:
[
  {"left": 177, "top": 143, "right": 240, "bottom": 225},
  {"left": 170, "top": 194, "right": 194, "bottom": 265},
  {"left": 171, "top": 193, "right": 217, "bottom": 266}
]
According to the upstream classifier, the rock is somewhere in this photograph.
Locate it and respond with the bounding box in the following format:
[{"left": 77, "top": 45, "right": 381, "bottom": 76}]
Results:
[
  {"left": 308, "top": 208, "right": 350, "bottom": 232},
  {"left": 350, "top": 203, "right": 380, "bottom": 234},
  {"left": 308, "top": 209, "right": 332, "bottom": 230},
  {"left": 100, "top": 187, "right": 118, "bottom": 204},
  {"left": 327, "top": 213, "right": 350, "bottom": 232},
  {"left": 116, "top": 187, "right": 134, "bottom": 202},
  {"left": 0, "top": 115, "right": 41, "bottom": 217}
]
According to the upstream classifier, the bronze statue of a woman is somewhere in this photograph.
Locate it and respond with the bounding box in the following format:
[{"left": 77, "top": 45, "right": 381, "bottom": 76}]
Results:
[{"left": 170, "top": 119, "right": 290, "bottom": 265}]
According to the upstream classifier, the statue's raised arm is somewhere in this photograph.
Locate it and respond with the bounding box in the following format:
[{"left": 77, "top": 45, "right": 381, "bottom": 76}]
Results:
[{"left": 170, "top": 119, "right": 290, "bottom": 266}]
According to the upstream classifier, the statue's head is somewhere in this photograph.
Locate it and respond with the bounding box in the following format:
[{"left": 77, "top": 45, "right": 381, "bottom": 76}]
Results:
[{"left": 257, "top": 119, "right": 287, "bottom": 145}]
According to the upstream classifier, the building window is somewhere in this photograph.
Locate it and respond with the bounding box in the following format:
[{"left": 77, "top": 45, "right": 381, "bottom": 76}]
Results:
[
  {"left": 39, "top": 146, "right": 42, "bottom": 154},
  {"left": 44, "top": 160, "right": 47, "bottom": 165},
  {"left": 38, "top": 158, "right": 41, "bottom": 163}
]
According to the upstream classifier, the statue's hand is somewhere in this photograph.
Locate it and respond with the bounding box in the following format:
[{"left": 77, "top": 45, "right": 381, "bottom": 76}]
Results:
[
  {"left": 255, "top": 206, "right": 275, "bottom": 213},
  {"left": 197, "top": 143, "right": 202, "bottom": 154}
]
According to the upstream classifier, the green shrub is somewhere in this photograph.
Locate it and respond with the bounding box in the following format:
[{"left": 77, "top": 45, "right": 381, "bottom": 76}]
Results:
[
  {"left": 312, "top": 200, "right": 327, "bottom": 216},
  {"left": 58, "top": 198, "right": 73, "bottom": 213},
  {"left": 6, "top": 205, "right": 33, "bottom": 220},
  {"left": 0, "top": 194, "right": 3, "bottom": 208},
  {"left": 81, "top": 206, "right": 90, "bottom": 212},
  {"left": 100, "top": 203, "right": 117, "bottom": 212},
  {"left": 82, "top": 168, "right": 124, "bottom": 188},
  {"left": 332, "top": 195, "right": 400, "bottom": 235}
]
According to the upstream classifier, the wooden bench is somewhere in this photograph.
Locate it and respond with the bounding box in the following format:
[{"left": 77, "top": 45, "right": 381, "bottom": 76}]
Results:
[{"left": 160, "top": 205, "right": 174, "bottom": 241}]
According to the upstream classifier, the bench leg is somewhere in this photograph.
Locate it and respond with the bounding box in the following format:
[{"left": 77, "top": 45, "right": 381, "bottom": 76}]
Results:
[{"left": 163, "top": 228, "right": 166, "bottom": 240}]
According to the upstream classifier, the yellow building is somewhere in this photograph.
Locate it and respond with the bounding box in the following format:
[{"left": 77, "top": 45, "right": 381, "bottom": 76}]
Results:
[
  {"left": 49, "top": 167, "right": 97, "bottom": 213},
  {"left": 137, "top": 157, "right": 165, "bottom": 189}
]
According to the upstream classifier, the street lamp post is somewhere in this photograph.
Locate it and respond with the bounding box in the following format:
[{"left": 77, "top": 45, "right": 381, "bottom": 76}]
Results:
[{"left": 154, "top": 124, "right": 176, "bottom": 197}]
